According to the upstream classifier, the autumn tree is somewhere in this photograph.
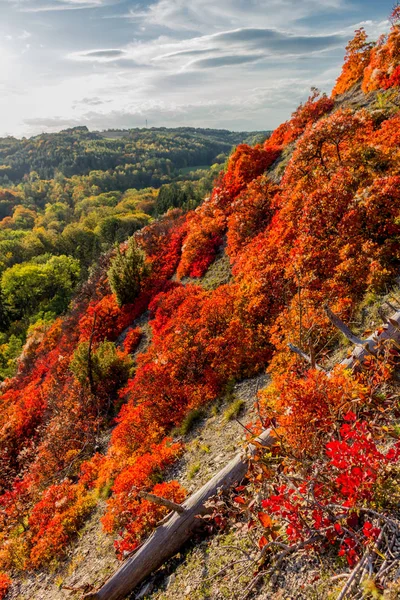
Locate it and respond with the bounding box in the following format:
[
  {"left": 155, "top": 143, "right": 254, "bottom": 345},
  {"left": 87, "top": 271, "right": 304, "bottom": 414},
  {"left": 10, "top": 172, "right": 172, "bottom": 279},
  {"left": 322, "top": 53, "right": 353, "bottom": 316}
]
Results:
[
  {"left": 70, "top": 340, "right": 132, "bottom": 400},
  {"left": 332, "top": 28, "right": 374, "bottom": 97}
]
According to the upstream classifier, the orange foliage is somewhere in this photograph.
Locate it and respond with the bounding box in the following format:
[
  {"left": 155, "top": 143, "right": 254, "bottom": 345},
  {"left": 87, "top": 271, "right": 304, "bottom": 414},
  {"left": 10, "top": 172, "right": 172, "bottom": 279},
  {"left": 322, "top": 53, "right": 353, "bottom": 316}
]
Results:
[
  {"left": 361, "top": 8, "right": 400, "bottom": 92},
  {"left": 28, "top": 480, "right": 95, "bottom": 568},
  {"left": 101, "top": 439, "right": 184, "bottom": 556},
  {"left": 226, "top": 176, "right": 278, "bottom": 258},
  {"left": 0, "top": 573, "right": 11, "bottom": 600},
  {"left": 267, "top": 90, "right": 334, "bottom": 148},
  {"left": 260, "top": 367, "right": 365, "bottom": 454},
  {"left": 177, "top": 144, "right": 280, "bottom": 278},
  {"left": 123, "top": 327, "right": 142, "bottom": 353},
  {"left": 3, "top": 14, "right": 400, "bottom": 582},
  {"left": 332, "top": 28, "right": 374, "bottom": 96}
]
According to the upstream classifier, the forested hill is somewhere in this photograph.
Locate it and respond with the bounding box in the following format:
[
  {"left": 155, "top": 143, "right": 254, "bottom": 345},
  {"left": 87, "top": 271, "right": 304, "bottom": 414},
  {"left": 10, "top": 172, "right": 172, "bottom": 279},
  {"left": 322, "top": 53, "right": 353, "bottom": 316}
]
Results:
[
  {"left": 0, "top": 126, "right": 268, "bottom": 184},
  {"left": 4, "top": 8, "right": 400, "bottom": 600}
]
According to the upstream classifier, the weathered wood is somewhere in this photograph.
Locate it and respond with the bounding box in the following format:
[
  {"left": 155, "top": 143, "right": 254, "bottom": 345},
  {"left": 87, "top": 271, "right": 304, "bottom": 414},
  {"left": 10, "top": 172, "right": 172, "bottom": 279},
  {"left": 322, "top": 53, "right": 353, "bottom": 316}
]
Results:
[
  {"left": 138, "top": 491, "right": 186, "bottom": 514},
  {"left": 83, "top": 429, "right": 274, "bottom": 600},
  {"left": 341, "top": 310, "right": 400, "bottom": 371},
  {"left": 324, "top": 305, "right": 364, "bottom": 346},
  {"left": 386, "top": 300, "right": 399, "bottom": 313},
  {"left": 288, "top": 343, "right": 326, "bottom": 371}
]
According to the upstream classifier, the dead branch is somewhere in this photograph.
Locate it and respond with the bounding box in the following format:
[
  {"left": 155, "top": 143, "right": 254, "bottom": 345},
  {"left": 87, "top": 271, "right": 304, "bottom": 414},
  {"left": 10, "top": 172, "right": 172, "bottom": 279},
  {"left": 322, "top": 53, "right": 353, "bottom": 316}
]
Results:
[
  {"left": 324, "top": 305, "right": 364, "bottom": 346},
  {"left": 138, "top": 491, "right": 185, "bottom": 514},
  {"left": 288, "top": 343, "right": 326, "bottom": 371}
]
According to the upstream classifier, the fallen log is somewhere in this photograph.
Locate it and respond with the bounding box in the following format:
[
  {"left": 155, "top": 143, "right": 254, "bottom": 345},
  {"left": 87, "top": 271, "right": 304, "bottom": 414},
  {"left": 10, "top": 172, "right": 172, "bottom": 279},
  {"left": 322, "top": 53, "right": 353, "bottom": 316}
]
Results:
[
  {"left": 324, "top": 304, "right": 365, "bottom": 346},
  {"left": 83, "top": 310, "right": 400, "bottom": 600},
  {"left": 341, "top": 310, "right": 400, "bottom": 371},
  {"left": 83, "top": 428, "right": 274, "bottom": 600}
]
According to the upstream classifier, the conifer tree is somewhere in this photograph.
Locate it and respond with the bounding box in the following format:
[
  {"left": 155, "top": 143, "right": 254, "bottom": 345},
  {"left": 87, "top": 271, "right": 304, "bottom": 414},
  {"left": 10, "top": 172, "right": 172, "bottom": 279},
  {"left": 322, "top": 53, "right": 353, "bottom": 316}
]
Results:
[{"left": 107, "top": 238, "right": 149, "bottom": 306}]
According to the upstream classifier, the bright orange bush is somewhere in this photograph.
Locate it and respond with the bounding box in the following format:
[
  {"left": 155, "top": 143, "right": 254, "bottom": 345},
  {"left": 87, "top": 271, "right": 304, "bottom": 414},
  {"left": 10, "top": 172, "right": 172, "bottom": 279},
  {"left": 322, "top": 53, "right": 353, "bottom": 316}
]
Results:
[
  {"left": 123, "top": 327, "right": 142, "bottom": 354},
  {"left": 267, "top": 89, "right": 334, "bottom": 147},
  {"left": 362, "top": 8, "right": 400, "bottom": 92},
  {"left": 0, "top": 573, "right": 11, "bottom": 599},
  {"left": 332, "top": 28, "right": 374, "bottom": 96},
  {"left": 260, "top": 367, "right": 365, "bottom": 454}
]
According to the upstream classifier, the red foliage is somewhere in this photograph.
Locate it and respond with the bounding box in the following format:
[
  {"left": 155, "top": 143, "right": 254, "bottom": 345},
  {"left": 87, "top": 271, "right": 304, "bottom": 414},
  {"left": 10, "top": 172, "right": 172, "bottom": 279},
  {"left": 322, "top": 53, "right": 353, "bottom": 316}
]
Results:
[
  {"left": 177, "top": 144, "right": 280, "bottom": 278},
  {"left": 267, "top": 90, "right": 334, "bottom": 148},
  {"left": 0, "top": 573, "right": 11, "bottom": 600},
  {"left": 226, "top": 176, "right": 278, "bottom": 258},
  {"left": 262, "top": 418, "right": 400, "bottom": 565},
  {"left": 123, "top": 327, "right": 142, "bottom": 354},
  {"left": 222, "top": 144, "right": 280, "bottom": 200}
]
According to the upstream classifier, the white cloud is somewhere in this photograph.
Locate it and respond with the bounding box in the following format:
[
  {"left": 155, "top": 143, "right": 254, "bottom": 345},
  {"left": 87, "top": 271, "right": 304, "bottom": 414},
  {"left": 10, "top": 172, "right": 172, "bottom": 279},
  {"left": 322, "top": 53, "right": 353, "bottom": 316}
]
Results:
[
  {"left": 7, "top": 0, "right": 115, "bottom": 12},
  {"left": 127, "top": 0, "right": 345, "bottom": 33},
  {"left": 0, "top": 0, "right": 394, "bottom": 137}
]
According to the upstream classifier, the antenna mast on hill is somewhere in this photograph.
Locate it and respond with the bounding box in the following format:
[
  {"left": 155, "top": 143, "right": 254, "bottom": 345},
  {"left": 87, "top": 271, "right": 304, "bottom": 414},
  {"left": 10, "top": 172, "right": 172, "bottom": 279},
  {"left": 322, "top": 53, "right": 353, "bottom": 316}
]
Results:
[{"left": 146, "top": 119, "right": 148, "bottom": 128}]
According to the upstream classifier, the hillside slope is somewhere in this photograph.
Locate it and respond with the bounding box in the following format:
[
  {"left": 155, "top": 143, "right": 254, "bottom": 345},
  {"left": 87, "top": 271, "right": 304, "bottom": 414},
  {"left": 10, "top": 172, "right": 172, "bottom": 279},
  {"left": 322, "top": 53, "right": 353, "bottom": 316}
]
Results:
[
  {"left": 0, "top": 127, "right": 263, "bottom": 383},
  {"left": 3, "top": 10, "right": 400, "bottom": 600}
]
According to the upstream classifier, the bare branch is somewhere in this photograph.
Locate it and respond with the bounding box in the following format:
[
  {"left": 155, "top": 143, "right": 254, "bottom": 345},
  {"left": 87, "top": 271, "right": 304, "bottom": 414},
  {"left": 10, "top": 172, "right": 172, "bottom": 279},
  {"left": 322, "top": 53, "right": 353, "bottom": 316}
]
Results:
[
  {"left": 324, "top": 305, "right": 364, "bottom": 346},
  {"left": 138, "top": 491, "right": 186, "bottom": 514},
  {"left": 288, "top": 343, "right": 326, "bottom": 371}
]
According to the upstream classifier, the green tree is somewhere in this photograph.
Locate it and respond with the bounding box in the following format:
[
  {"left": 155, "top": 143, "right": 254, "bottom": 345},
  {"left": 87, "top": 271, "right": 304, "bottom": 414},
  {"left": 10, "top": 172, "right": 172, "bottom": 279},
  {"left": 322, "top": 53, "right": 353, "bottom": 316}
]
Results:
[
  {"left": 1, "top": 255, "right": 80, "bottom": 319},
  {"left": 0, "top": 334, "right": 23, "bottom": 379},
  {"left": 107, "top": 237, "right": 150, "bottom": 306},
  {"left": 70, "top": 340, "right": 132, "bottom": 401}
]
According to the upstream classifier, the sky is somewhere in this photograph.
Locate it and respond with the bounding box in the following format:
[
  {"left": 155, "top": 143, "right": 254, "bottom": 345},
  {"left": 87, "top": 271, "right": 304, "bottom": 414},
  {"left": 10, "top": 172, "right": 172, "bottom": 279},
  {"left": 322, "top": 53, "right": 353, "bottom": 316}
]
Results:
[{"left": 0, "top": 0, "right": 395, "bottom": 137}]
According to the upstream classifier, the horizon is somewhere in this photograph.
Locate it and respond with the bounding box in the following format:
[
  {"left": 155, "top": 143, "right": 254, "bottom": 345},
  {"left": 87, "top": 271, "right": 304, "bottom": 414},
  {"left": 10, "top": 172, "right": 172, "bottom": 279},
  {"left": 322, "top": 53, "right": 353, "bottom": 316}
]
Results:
[
  {"left": 0, "top": 123, "right": 271, "bottom": 141},
  {"left": 1, "top": 0, "right": 395, "bottom": 138}
]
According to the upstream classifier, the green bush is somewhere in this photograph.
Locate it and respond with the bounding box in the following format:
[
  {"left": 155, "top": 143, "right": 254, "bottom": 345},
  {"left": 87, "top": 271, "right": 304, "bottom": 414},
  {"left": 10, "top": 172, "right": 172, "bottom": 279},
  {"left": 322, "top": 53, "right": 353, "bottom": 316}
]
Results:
[
  {"left": 70, "top": 340, "right": 132, "bottom": 399},
  {"left": 107, "top": 237, "right": 150, "bottom": 306}
]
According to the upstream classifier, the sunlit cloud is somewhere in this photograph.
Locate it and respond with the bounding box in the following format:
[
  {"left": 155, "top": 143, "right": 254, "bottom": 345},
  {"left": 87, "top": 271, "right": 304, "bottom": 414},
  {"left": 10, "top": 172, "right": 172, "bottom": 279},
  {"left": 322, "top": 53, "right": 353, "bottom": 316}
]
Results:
[{"left": 0, "top": 0, "right": 395, "bottom": 136}]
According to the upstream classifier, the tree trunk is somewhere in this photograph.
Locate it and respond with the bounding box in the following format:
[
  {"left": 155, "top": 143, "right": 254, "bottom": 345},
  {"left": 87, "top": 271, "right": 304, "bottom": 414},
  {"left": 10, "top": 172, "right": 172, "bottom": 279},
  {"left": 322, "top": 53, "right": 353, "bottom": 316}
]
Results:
[{"left": 83, "top": 429, "right": 274, "bottom": 600}]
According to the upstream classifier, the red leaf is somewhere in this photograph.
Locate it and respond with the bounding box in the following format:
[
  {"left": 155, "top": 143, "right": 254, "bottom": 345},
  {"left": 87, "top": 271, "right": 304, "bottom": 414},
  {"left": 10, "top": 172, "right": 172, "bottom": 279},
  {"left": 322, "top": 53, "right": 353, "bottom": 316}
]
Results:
[
  {"left": 233, "top": 496, "right": 247, "bottom": 505},
  {"left": 258, "top": 512, "right": 273, "bottom": 528},
  {"left": 258, "top": 535, "right": 268, "bottom": 549}
]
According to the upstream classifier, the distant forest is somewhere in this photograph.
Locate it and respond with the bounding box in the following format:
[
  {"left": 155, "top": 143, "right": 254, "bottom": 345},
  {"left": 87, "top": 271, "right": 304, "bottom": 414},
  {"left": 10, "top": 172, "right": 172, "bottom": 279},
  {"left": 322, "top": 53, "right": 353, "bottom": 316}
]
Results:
[{"left": 0, "top": 126, "right": 268, "bottom": 184}]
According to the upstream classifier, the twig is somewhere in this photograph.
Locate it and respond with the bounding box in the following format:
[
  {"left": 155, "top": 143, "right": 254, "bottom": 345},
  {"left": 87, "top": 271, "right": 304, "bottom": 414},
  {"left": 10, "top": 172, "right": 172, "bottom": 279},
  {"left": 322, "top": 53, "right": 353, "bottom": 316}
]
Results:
[
  {"left": 235, "top": 418, "right": 256, "bottom": 436},
  {"left": 337, "top": 553, "right": 369, "bottom": 600},
  {"left": 330, "top": 573, "right": 351, "bottom": 581}
]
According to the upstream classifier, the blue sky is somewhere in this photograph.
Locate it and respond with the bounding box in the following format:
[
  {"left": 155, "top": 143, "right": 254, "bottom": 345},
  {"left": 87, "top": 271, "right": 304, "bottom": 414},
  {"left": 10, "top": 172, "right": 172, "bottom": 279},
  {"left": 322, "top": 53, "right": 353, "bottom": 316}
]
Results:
[{"left": 0, "top": 0, "right": 395, "bottom": 137}]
